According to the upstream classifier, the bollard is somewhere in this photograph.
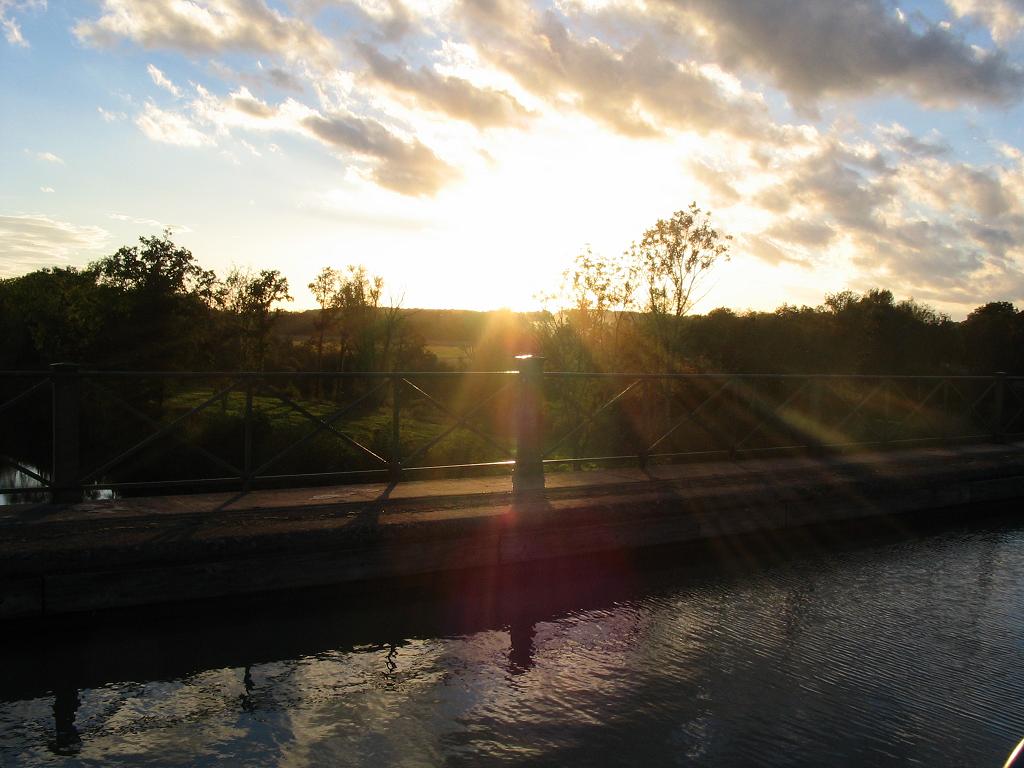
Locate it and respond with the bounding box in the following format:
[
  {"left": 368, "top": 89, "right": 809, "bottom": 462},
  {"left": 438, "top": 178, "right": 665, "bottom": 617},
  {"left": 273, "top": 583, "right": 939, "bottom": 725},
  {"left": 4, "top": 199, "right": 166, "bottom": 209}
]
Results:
[
  {"left": 993, "top": 371, "right": 1007, "bottom": 444},
  {"left": 50, "top": 362, "right": 81, "bottom": 504},
  {"left": 512, "top": 355, "right": 545, "bottom": 493}
]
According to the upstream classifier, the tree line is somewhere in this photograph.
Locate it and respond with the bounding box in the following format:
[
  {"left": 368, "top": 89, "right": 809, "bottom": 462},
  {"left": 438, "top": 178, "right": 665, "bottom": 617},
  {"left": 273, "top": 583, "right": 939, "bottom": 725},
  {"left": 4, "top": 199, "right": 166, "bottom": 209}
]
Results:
[
  {"left": 2, "top": 210, "right": 1023, "bottom": 376},
  {"left": 0, "top": 230, "right": 434, "bottom": 373},
  {"left": 535, "top": 203, "right": 1023, "bottom": 376},
  {"left": 539, "top": 287, "right": 1024, "bottom": 376}
]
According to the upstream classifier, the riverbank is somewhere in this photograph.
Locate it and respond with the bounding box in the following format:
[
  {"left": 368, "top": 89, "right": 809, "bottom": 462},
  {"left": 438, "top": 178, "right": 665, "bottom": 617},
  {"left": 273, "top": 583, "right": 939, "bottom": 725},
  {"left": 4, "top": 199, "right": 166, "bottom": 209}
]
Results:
[{"left": 2, "top": 443, "right": 1023, "bottom": 619}]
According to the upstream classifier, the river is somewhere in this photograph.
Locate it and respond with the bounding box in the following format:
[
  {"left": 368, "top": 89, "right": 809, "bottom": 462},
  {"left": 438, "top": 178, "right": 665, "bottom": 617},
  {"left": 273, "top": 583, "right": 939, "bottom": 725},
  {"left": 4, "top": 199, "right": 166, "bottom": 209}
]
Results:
[{"left": 1, "top": 515, "right": 1022, "bottom": 766}]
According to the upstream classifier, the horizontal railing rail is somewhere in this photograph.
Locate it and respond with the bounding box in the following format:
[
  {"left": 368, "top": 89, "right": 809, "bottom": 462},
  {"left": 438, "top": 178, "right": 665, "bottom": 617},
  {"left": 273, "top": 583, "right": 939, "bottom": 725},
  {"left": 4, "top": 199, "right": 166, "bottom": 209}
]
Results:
[{"left": 1, "top": 360, "right": 1022, "bottom": 502}]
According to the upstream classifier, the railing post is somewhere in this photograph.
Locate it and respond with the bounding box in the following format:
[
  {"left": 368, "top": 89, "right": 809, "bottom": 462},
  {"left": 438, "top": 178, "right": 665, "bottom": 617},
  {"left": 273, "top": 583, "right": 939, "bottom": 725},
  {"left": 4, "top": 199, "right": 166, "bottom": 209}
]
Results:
[
  {"left": 809, "top": 376, "right": 824, "bottom": 454},
  {"left": 242, "top": 378, "right": 254, "bottom": 491},
  {"left": 993, "top": 371, "right": 1007, "bottom": 444},
  {"left": 639, "top": 378, "right": 653, "bottom": 469},
  {"left": 51, "top": 362, "right": 81, "bottom": 504},
  {"left": 941, "top": 378, "right": 950, "bottom": 445},
  {"left": 513, "top": 355, "right": 545, "bottom": 493},
  {"left": 390, "top": 374, "right": 402, "bottom": 481},
  {"left": 729, "top": 376, "right": 741, "bottom": 459},
  {"left": 881, "top": 377, "right": 891, "bottom": 447}
]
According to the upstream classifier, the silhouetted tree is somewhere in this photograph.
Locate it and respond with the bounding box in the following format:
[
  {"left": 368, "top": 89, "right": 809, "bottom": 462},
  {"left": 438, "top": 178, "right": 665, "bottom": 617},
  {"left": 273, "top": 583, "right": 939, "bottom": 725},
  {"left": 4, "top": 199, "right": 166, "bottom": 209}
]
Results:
[
  {"left": 308, "top": 266, "right": 342, "bottom": 377},
  {"left": 89, "top": 230, "right": 218, "bottom": 369},
  {"left": 961, "top": 301, "right": 1023, "bottom": 373},
  {"left": 334, "top": 265, "right": 383, "bottom": 371},
  {"left": 628, "top": 203, "right": 731, "bottom": 369},
  {"left": 0, "top": 268, "right": 109, "bottom": 368},
  {"left": 537, "top": 246, "right": 637, "bottom": 371},
  {"left": 92, "top": 230, "right": 216, "bottom": 299},
  {"left": 220, "top": 268, "right": 292, "bottom": 370}
]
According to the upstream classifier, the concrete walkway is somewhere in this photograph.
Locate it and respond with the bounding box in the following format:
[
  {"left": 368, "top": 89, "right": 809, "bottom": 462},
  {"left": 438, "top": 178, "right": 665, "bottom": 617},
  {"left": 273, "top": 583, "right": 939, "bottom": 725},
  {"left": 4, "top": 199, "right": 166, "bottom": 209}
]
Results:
[{"left": 3, "top": 442, "right": 1023, "bottom": 619}]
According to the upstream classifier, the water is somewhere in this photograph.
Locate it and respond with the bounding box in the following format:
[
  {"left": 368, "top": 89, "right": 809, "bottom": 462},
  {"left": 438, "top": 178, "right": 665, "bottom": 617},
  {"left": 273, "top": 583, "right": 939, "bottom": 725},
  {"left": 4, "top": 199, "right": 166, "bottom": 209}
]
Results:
[{"left": 2, "top": 518, "right": 1023, "bottom": 766}]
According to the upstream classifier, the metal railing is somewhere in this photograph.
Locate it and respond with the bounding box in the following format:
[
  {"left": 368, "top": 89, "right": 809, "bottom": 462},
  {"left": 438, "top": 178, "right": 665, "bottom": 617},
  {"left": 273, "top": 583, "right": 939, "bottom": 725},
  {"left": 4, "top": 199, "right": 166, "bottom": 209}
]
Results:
[{"left": 1, "top": 360, "right": 1022, "bottom": 502}]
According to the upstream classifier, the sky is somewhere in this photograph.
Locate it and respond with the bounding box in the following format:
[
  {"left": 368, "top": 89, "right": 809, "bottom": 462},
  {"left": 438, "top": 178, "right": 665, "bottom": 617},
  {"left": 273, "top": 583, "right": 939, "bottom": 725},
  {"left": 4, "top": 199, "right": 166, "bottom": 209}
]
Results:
[{"left": 2, "top": 0, "right": 1024, "bottom": 317}]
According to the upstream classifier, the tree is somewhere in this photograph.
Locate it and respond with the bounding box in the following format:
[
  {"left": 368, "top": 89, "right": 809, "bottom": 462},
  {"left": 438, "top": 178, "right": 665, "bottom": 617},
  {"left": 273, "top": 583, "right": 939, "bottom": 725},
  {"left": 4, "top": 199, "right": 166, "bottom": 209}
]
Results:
[
  {"left": 632, "top": 203, "right": 731, "bottom": 318},
  {"left": 822, "top": 288, "right": 953, "bottom": 374},
  {"left": 334, "top": 265, "right": 383, "bottom": 371},
  {"left": 961, "top": 301, "right": 1023, "bottom": 373},
  {"left": 628, "top": 203, "right": 731, "bottom": 368},
  {"left": 220, "top": 268, "right": 293, "bottom": 370},
  {"left": 537, "top": 246, "right": 637, "bottom": 371},
  {"left": 308, "top": 266, "right": 342, "bottom": 376},
  {"left": 92, "top": 229, "right": 216, "bottom": 300},
  {"left": 0, "top": 268, "right": 108, "bottom": 368},
  {"left": 89, "top": 230, "right": 218, "bottom": 369}
]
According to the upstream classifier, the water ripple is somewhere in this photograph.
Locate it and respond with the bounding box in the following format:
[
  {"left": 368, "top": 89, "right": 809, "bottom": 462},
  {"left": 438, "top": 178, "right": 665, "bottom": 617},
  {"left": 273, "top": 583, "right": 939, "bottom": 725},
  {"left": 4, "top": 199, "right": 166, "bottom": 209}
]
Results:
[{"left": 2, "top": 520, "right": 1024, "bottom": 766}]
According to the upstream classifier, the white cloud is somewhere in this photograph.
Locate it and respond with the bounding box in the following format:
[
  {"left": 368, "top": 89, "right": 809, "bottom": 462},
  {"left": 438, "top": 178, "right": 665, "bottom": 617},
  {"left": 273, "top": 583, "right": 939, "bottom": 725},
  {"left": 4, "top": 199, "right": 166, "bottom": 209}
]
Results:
[
  {"left": 147, "top": 63, "right": 183, "bottom": 97},
  {"left": 26, "top": 149, "right": 64, "bottom": 164},
  {"left": 0, "top": 213, "right": 109, "bottom": 275},
  {"left": 1, "top": 0, "right": 44, "bottom": 47},
  {"left": 98, "top": 106, "right": 127, "bottom": 122},
  {"left": 457, "top": 0, "right": 782, "bottom": 141},
  {"left": 108, "top": 212, "right": 162, "bottom": 227},
  {"left": 356, "top": 42, "right": 532, "bottom": 129},
  {"left": 2, "top": 16, "right": 24, "bottom": 45},
  {"left": 75, "top": 0, "right": 337, "bottom": 71},
  {"left": 729, "top": 127, "right": 1024, "bottom": 306},
  {"left": 135, "top": 102, "right": 215, "bottom": 147},
  {"left": 946, "top": 0, "right": 1024, "bottom": 44},
  {"left": 174, "top": 83, "right": 460, "bottom": 195},
  {"left": 39, "top": 186, "right": 54, "bottom": 193}
]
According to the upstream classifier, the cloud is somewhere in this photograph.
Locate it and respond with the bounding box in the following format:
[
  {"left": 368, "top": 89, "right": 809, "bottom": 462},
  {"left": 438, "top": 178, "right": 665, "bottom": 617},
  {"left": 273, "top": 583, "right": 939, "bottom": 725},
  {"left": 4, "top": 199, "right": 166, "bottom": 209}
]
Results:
[
  {"left": 2, "top": 16, "right": 24, "bottom": 46},
  {"left": 261, "top": 64, "right": 304, "bottom": 91},
  {"left": 136, "top": 82, "right": 461, "bottom": 196},
  {"left": 25, "top": 149, "right": 64, "bottom": 164},
  {"left": 764, "top": 217, "right": 835, "bottom": 247},
  {"left": 39, "top": 186, "right": 54, "bottom": 193},
  {"left": 356, "top": 42, "right": 531, "bottom": 129},
  {"left": 209, "top": 60, "right": 306, "bottom": 94},
  {"left": 742, "top": 234, "right": 811, "bottom": 266},
  {"left": 456, "top": 0, "right": 779, "bottom": 141},
  {"left": 75, "top": 0, "right": 337, "bottom": 70},
  {"left": 108, "top": 212, "right": 163, "bottom": 227},
  {"left": 947, "top": 0, "right": 1024, "bottom": 44},
  {"left": 1, "top": 0, "right": 44, "bottom": 47},
  {"left": 98, "top": 106, "right": 127, "bottom": 122},
  {"left": 302, "top": 113, "right": 460, "bottom": 195},
  {"left": 147, "top": 63, "right": 183, "bottom": 96},
  {"left": 0, "top": 213, "right": 109, "bottom": 275},
  {"left": 135, "top": 102, "right": 215, "bottom": 146},
  {"left": 875, "top": 123, "right": 950, "bottom": 158},
  {"left": 688, "top": 159, "right": 741, "bottom": 204},
  {"left": 737, "top": 129, "right": 1024, "bottom": 305},
  {"left": 347, "top": 0, "right": 416, "bottom": 42},
  {"left": 754, "top": 140, "right": 894, "bottom": 231},
  {"left": 228, "top": 86, "right": 276, "bottom": 118},
  {"left": 645, "top": 0, "right": 1024, "bottom": 110}
]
